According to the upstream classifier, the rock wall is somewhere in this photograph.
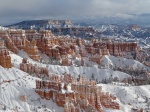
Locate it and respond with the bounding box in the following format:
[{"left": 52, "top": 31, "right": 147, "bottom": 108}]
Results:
[
  {"left": 0, "top": 49, "right": 12, "bottom": 68},
  {"left": 0, "top": 29, "right": 138, "bottom": 64},
  {"left": 35, "top": 74, "right": 120, "bottom": 112}
]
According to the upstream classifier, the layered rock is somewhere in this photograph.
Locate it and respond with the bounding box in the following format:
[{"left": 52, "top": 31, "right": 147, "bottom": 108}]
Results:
[
  {"left": 0, "top": 39, "right": 12, "bottom": 68},
  {"left": 20, "top": 58, "right": 49, "bottom": 77},
  {"left": 0, "top": 29, "right": 41, "bottom": 61},
  {"left": 24, "top": 39, "right": 40, "bottom": 61},
  {"left": 35, "top": 74, "right": 120, "bottom": 112},
  {"left": 0, "top": 29, "right": 138, "bottom": 64}
]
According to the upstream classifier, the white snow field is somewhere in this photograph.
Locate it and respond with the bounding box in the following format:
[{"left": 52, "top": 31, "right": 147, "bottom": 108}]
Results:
[
  {"left": 101, "top": 55, "right": 149, "bottom": 70},
  {"left": 0, "top": 52, "right": 149, "bottom": 112},
  {"left": 0, "top": 66, "right": 63, "bottom": 112}
]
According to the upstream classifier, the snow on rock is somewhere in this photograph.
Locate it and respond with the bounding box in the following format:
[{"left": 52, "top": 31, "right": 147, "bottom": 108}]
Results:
[
  {"left": 4, "top": 52, "right": 149, "bottom": 112},
  {"left": 10, "top": 52, "right": 23, "bottom": 68},
  {"left": 10, "top": 52, "right": 131, "bottom": 82},
  {"left": 0, "top": 66, "right": 62, "bottom": 112},
  {"left": 0, "top": 26, "right": 8, "bottom": 30},
  {"left": 98, "top": 83, "right": 150, "bottom": 111},
  {"left": 17, "top": 50, "right": 30, "bottom": 59},
  {"left": 38, "top": 50, "right": 49, "bottom": 61},
  {"left": 48, "top": 65, "right": 130, "bottom": 82},
  {"left": 101, "top": 55, "right": 149, "bottom": 70},
  {"left": 0, "top": 67, "right": 33, "bottom": 112}
]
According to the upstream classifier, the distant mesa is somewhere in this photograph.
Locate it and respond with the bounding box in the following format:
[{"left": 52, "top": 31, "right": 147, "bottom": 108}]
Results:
[{"left": 6, "top": 19, "right": 73, "bottom": 29}]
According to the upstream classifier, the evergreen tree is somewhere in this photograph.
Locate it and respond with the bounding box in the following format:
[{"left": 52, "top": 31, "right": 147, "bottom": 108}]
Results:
[{"left": 91, "top": 73, "right": 95, "bottom": 80}]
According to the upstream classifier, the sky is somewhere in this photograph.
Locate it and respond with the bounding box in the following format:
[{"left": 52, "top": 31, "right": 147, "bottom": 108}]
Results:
[{"left": 0, "top": 0, "right": 150, "bottom": 25}]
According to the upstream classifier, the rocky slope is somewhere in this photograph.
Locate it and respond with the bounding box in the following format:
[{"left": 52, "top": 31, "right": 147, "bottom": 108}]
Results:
[{"left": 0, "top": 51, "right": 149, "bottom": 112}]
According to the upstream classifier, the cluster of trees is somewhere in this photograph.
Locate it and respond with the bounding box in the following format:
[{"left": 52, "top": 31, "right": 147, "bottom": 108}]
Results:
[{"left": 90, "top": 71, "right": 150, "bottom": 85}]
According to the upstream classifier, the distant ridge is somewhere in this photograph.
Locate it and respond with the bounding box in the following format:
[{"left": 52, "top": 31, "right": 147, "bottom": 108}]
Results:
[{"left": 5, "top": 19, "right": 73, "bottom": 29}]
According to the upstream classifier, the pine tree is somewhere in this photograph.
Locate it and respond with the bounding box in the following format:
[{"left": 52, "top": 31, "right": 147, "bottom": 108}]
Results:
[{"left": 91, "top": 73, "right": 95, "bottom": 80}]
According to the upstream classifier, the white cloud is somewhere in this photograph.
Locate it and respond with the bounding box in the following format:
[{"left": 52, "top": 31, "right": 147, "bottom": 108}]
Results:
[{"left": 0, "top": 0, "right": 150, "bottom": 25}]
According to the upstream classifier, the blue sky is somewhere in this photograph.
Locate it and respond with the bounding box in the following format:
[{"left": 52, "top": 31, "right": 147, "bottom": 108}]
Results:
[{"left": 0, "top": 0, "right": 150, "bottom": 25}]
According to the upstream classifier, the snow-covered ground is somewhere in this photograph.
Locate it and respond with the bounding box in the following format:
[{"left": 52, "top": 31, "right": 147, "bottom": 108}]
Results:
[
  {"left": 0, "top": 51, "right": 150, "bottom": 112},
  {"left": 98, "top": 84, "right": 150, "bottom": 111},
  {"left": 101, "top": 55, "right": 149, "bottom": 70},
  {"left": 0, "top": 67, "right": 63, "bottom": 112},
  {"left": 13, "top": 50, "right": 131, "bottom": 82},
  {"left": 0, "top": 26, "right": 8, "bottom": 30}
]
